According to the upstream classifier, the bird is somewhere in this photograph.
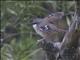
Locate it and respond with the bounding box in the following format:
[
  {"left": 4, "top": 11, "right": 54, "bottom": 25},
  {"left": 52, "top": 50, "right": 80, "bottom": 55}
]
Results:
[{"left": 32, "top": 12, "right": 67, "bottom": 42}]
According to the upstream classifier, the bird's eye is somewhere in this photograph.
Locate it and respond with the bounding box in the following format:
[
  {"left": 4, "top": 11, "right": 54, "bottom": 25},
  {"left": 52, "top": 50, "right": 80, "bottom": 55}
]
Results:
[
  {"left": 40, "top": 25, "right": 50, "bottom": 31},
  {"left": 45, "top": 25, "right": 49, "bottom": 30}
]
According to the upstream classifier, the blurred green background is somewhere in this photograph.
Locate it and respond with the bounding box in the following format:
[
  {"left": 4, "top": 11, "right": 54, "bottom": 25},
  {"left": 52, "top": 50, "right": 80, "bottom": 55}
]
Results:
[{"left": 1, "top": 1, "right": 80, "bottom": 60}]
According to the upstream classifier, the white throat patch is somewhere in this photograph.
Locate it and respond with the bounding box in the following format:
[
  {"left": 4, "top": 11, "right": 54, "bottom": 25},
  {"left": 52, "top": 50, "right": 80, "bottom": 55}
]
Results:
[{"left": 33, "top": 24, "right": 44, "bottom": 37}]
